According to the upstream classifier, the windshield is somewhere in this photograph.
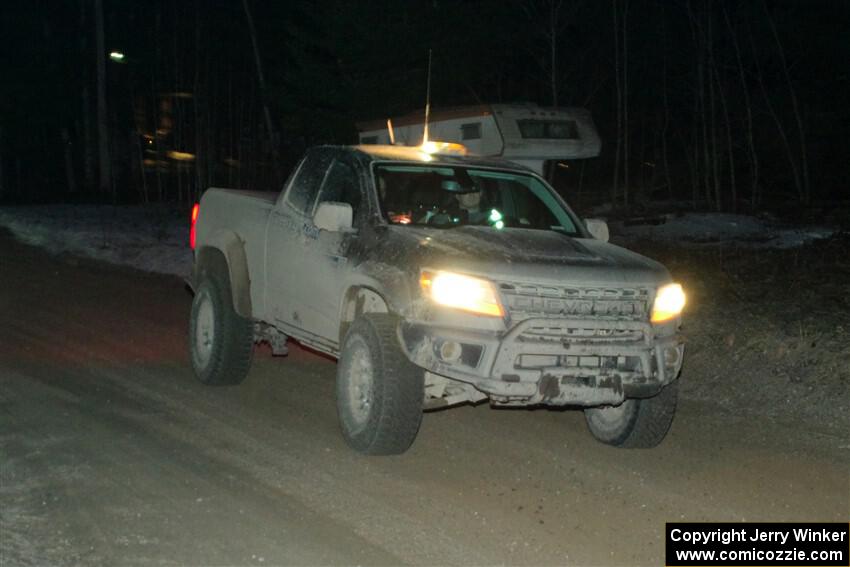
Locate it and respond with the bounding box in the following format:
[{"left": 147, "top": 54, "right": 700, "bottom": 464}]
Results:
[{"left": 374, "top": 164, "right": 580, "bottom": 235}]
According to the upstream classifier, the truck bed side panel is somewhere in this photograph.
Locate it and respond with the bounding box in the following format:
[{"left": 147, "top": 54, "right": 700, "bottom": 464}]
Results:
[{"left": 195, "top": 188, "right": 278, "bottom": 320}]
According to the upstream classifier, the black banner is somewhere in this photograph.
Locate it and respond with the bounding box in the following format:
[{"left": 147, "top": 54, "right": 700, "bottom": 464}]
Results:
[{"left": 666, "top": 523, "right": 849, "bottom": 566}]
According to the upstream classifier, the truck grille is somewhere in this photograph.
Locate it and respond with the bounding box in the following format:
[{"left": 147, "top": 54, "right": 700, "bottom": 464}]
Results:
[
  {"left": 497, "top": 282, "right": 651, "bottom": 321},
  {"left": 521, "top": 325, "right": 644, "bottom": 343}
]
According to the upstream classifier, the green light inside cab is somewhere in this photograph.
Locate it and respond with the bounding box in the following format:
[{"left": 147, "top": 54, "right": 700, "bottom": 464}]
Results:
[{"left": 489, "top": 209, "right": 505, "bottom": 229}]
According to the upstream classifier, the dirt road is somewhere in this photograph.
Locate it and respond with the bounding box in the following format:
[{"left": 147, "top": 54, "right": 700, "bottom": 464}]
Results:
[{"left": 1, "top": 230, "right": 847, "bottom": 566}]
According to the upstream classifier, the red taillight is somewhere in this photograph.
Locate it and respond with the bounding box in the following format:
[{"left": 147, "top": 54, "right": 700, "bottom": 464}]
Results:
[{"left": 190, "top": 203, "right": 199, "bottom": 250}]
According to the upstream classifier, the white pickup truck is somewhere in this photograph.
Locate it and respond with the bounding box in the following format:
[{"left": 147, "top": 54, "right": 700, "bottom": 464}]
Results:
[{"left": 188, "top": 143, "right": 686, "bottom": 455}]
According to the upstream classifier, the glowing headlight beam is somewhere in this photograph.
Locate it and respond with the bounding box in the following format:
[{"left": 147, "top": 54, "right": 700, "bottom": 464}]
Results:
[
  {"left": 420, "top": 271, "right": 503, "bottom": 317},
  {"left": 651, "top": 283, "right": 686, "bottom": 323}
]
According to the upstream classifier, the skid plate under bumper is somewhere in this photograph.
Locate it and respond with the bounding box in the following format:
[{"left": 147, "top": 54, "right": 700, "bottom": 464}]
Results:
[{"left": 400, "top": 317, "right": 684, "bottom": 407}]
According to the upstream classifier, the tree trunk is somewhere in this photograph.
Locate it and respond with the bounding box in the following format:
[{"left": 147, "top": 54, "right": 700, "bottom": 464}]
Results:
[
  {"left": 722, "top": 3, "right": 758, "bottom": 209},
  {"left": 94, "top": 0, "right": 112, "bottom": 200},
  {"left": 713, "top": 62, "right": 736, "bottom": 212},
  {"left": 611, "top": 0, "right": 622, "bottom": 207},
  {"left": 660, "top": 5, "right": 673, "bottom": 200},
  {"left": 242, "top": 0, "right": 278, "bottom": 167},
  {"left": 62, "top": 128, "right": 77, "bottom": 195},
  {"left": 549, "top": 0, "right": 559, "bottom": 106},
  {"left": 153, "top": 6, "right": 164, "bottom": 202},
  {"left": 706, "top": 7, "right": 721, "bottom": 211},
  {"left": 751, "top": 29, "right": 801, "bottom": 205},
  {"left": 621, "top": 0, "right": 630, "bottom": 207},
  {"left": 193, "top": 0, "right": 204, "bottom": 203},
  {"left": 763, "top": 0, "right": 810, "bottom": 205},
  {"left": 0, "top": 127, "right": 5, "bottom": 199}
]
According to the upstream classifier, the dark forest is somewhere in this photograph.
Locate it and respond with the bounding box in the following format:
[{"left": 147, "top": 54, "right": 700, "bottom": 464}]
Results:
[{"left": 2, "top": 0, "right": 848, "bottom": 215}]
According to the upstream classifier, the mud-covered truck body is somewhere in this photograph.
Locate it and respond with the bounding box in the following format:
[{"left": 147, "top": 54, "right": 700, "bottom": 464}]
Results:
[{"left": 189, "top": 144, "right": 686, "bottom": 454}]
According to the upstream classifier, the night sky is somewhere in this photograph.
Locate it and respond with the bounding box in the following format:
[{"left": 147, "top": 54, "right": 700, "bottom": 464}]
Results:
[{"left": 1, "top": 1, "right": 848, "bottom": 213}]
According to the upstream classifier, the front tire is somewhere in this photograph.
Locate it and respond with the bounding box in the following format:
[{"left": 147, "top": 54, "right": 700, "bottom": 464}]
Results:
[
  {"left": 189, "top": 274, "right": 254, "bottom": 386},
  {"left": 336, "top": 314, "right": 424, "bottom": 455},
  {"left": 584, "top": 381, "right": 678, "bottom": 448}
]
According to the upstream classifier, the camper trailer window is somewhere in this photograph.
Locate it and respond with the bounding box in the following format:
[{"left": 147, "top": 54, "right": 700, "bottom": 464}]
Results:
[
  {"left": 374, "top": 164, "right": 579, "bottom": 235},
  {"left": 517, "top": 119, "right": 579, "bottom": 140},
  {"left": 361, "top": 136, "right": 379, "bottom": 145},
  {"left": 460, "top": 123, "right": 482, "bottom": 140}
]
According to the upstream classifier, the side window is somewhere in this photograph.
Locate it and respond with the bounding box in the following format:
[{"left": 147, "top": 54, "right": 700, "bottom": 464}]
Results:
[
  {"left": 284, "top": 149, "right": 333, "bottom": 215},
  {"left": 314, "top": 158, "right": 362, "bottom": 222},
  {"left": 461, "top": 122, "right": 482, "bottom": 140}
]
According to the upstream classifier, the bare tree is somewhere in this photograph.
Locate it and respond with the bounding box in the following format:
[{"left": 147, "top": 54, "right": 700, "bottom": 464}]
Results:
[
  {"left": 62, "top": 128, "right": 77, "bottom": 195},
  {"left": 193, "top": 0, "right": 204, "bottom": 202},
  {"left": 611, "top": 0, "right": 622, "bottom": 206},
  {"left": 79, "top": 0, "right": 95, "bottom": 193},
  {"left": 548, "top": 0, "right": 560, "bottom": 106},
  {"left": 721, "top": 2, "right": 758, "bottom": 209},
  {"left": 0, "top": 127, "right": 5, "bottom": 199},
  {"left": 621, "top": 0, "right": 630, "bottom": 207},
  {"left": 750, "top": 25, "right": 803, "bottom": 206},
  {"left": 94, "top": 0, "right": 112, "bottom": 200},
  {"left": 763, "top": 0, "right": 810, "bottom": 205},
  {"left": 242, "top": 0, "right": 278, "bottom": 157},
  {"left": 660, "top": 4, "right": 673, "bottom": 199},
  {"left": 713, "top": 60, "right": 736, "bottom": 211},
  {"left": 518, "top": 0, "right": 586, "bottom": 107}
]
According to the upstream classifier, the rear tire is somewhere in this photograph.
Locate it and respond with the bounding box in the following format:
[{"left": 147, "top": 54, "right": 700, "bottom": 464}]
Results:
[
  {"left": 189, "top": 272, "right": 254, "bottom": 386},
  {"left": 584, "top": 381, "right": 678, "bottom": 448},
  {"left": 336, "top": 314, "right": 424, "bottom": 455}
]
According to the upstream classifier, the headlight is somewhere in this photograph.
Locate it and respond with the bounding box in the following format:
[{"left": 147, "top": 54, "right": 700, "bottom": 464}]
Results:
[
  {"left": 651, "top": 283, "right": 686, "bottom": 323},
  {"left": 420, "top": 271, "right": 504, "bottom": 317}
]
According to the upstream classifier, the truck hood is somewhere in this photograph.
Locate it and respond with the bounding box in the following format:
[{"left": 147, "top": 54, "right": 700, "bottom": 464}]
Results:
[{"left": 383, "top": 225, "right": 670, "bottom": 287}]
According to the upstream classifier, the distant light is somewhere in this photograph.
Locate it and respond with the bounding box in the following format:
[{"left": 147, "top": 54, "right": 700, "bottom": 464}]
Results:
[
  {"left": 109, "top": 51, "right": 126, "bottom": 62},
  {"left": 167, "top": 150, "right": 195, "bottom": 161}
]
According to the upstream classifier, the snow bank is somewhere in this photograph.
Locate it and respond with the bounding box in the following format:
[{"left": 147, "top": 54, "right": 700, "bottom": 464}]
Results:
[
  {"left": 610, "top": 212, "right": 837, "bottom": 248},
  {"left": 0, "top": 205, "right": 192, "bottom": 278},
  {"left": 0, "top": 206, "right": 839, "bottom": 279}
]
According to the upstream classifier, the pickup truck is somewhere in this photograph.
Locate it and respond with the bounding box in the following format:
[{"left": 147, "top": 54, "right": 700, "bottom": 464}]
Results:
[{"left": 188, "top": 143, "right": 686, "bottom": 455}]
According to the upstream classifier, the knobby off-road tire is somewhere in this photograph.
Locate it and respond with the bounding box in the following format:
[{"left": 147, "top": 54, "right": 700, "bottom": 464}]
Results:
[
  {"left": 584, "top": 381, "right": 678, "bottom": 448},
  {"left": 189, "top": 273, "right": 254, "bottom": 386},
  {"left": 336, "top": 314, "right": 424, "bottom": 455}
]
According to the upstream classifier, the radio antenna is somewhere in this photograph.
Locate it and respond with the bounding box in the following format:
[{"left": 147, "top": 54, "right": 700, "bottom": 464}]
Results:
[
  {"left": 386, "top": 118, "right": 396, "bottom": 145},
  {"left": 422, "top": 49, "right": 432, "bottom": 144}
]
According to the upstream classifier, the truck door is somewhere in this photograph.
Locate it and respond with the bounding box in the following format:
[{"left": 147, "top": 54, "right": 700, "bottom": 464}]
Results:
[
  {"left": 264, "top": 147, "right": 333, "bottom": 330},
  {"left": 291, "top": 154, "right": 364, "bottom": 343}
]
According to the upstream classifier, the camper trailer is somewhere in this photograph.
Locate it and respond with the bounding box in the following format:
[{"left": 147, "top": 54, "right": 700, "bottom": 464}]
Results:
[{"left": 357, "top": 103, "right": 601, "bottom": 176}]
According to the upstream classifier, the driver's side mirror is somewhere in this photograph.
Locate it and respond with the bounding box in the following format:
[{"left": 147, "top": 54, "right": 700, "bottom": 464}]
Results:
[
  {"left": 314, "top": 201, "right": 353, "bottom": 232},
  {"left": 584, "top": 218, "right": 610, "bottom": 242}
]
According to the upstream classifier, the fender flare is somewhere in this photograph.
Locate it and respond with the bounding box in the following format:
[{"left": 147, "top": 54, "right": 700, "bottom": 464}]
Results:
[
  {"left": 337, "top": 264, "right": 413, "bottom": 343},
  {"left": 195, "top": 230, "right": 253, "bottom": 319}
]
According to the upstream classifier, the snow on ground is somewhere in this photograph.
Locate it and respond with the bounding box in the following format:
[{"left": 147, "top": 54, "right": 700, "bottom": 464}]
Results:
[
  {"left": 610, "top": 212, "right": 837, "bottom": 248},
  {"left": 0, "top": 206, "right": 839, "bottom": 279},
  {"left": 0, "top": 205, "right": 192, "bottom": 278}
]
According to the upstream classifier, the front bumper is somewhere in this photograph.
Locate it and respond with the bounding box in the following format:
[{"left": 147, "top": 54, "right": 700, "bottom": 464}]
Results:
[{"left": 399, "top": 317, "right": 684, "bottom": 407}]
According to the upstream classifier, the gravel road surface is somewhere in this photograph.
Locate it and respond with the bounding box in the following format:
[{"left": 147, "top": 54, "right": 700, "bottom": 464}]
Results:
[{"left": 1, "top": 230, "right": 847, "bottom": 566}]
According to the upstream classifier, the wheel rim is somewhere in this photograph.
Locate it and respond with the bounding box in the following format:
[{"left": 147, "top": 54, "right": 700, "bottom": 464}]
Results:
[
  {"left": 588, "top": 400, "right": 634, "bottom": 432},
  {"left": 346, "top": 339, "right": 374, "bottom": 427},
  {"left": 194, "top": 291, "right": 215, "bottom": 369}
]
